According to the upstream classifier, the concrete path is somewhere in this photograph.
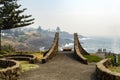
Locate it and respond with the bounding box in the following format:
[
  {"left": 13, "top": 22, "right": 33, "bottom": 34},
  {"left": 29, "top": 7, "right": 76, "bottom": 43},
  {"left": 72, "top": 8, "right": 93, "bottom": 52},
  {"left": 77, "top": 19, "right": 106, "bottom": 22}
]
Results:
[{"left": 18, "top": 51, "right": 97, "bottom": 80}]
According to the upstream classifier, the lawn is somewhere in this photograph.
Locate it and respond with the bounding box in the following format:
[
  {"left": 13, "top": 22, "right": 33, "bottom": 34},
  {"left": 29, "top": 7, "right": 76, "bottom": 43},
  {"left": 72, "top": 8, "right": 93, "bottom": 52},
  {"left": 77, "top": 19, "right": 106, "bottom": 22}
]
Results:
[
  {"left": 109, "top": 66, "right": 120, "bottom": 73},
  {"left": 106, "top": 54, "right": 120, "bottom": 65},
  {"left": 16, "top": 51, "right": 44, "bottom": 61},
  {"left": 19, "top": 61, "right": 39, "bottom": 72},
  {"left": 106, "top": 54, "right": 120, "bottom": 73},
  {"left": 19, "top": 52, "right": 44, "bottom": 72},
  {"left": 17, "top": 52, "right": 44, "bottom": 72},
  {"left": 83, "top": 54, "right": 102, "bottom": 62},
  {"left": 0, "top": 51, "right": 44, "bottom": 72},
  {"left": 30, "top": 52, "right": 43, "bottom": 61},
  {"left": 0, "top": 61, "right": 39, "bottom": 72},
  {"left": 0, "top": 67, "right": 4, "bottom": 70}
]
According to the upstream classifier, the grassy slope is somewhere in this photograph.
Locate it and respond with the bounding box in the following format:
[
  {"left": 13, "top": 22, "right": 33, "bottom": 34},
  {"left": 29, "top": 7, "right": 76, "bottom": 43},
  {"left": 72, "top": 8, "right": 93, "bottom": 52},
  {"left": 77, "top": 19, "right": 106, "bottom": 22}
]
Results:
[
  {"left": 0, "top": 52, "right": 43, "bottom": 72},
  {"left": 20, "top": 61, "right": 39, "bottom": 72},
  {"left": 0, "top": 67, "right": 4, "bottom": 69},
  {"left": 30, "top": 52, "right": 43, "bottom": 61},
  {"left": 106, "top": 54, "right": 120, "bottom": 73},
  {"left": 109, "top": 66, "right": 120, "bottom": 73},
  {"left": 106, "top": 54, "right": 120, "bottom": 65},
  {"left": 20, "top": 52, "right": 43, "bottom": 72},
  {"left": 19, "top": 52, "right": 43, "bottom": 72},
  {"left": 83, "top": 54, "right": 102, "bottom": 62}
]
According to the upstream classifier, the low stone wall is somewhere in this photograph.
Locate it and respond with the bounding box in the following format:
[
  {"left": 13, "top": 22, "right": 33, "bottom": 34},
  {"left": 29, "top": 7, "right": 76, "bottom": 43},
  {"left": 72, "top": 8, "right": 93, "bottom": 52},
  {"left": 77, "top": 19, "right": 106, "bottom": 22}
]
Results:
[
  {"left": 74, "top": 33, "right": 88, "bottom": 64},
  {"left": 0, "top": 59, "right": 21, "bottom": 80},
  {"left": 96, "top": 58, "right": 120, "bottom": 80},
  {"left": 4, "top": 54, "right": 37, "bottom": 64},
  {"left": 42, "top": 32, "right": 59, "bottom": 63}
]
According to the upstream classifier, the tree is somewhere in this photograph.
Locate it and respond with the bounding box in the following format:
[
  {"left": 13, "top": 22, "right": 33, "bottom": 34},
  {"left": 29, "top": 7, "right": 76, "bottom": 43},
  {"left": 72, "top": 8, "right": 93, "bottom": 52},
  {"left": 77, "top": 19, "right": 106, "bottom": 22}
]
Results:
[
  {"left": 56, "top": 26, "right": 60, "bottom": 32},
  {"left": 37, "top": 26, "right": 42, "bottom": 32},
  {"left": 1, "top": 29, "right": 13, "bottom": 34},
  {"left": 0, "top": 0, "right": 34, "bottom": 30},
  {"left": 13, "top": 28, "right": 24, "bottom": 37},
  {"left": 0, "top": 44, "right": 16, "bottom": 55}
]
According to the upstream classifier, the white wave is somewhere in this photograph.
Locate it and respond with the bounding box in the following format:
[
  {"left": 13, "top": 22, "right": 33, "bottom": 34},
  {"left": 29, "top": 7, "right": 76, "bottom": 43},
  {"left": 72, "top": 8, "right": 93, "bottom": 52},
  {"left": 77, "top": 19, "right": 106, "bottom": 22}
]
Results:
[
  {"left": 64, "top": 43, "right": 74, "bottom": 47},
  {"left": 39, "top": 47, "right": 45, "bottom": 51},
  {"left": 79, "top": 37, "right": 91, "bottom": 40}
]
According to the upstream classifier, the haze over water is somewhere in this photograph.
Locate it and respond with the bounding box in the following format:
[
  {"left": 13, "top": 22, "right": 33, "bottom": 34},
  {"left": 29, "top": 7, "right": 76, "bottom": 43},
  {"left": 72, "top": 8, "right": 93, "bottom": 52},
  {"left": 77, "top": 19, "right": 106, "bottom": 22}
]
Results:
[
  {"left": 61, "top": 37, "right": 120, "bottom": 54},
  {"left": 19, "top": 0, "right": 120, "bottom": 53},
  {"left": 20, "top": 0, "right": 120, "bottom": 37}
]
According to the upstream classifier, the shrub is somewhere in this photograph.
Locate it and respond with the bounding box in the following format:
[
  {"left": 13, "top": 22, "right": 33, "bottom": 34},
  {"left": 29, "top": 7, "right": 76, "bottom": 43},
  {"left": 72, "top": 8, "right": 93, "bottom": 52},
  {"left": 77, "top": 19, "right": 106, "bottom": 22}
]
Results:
[
  {"left": 0, "top": 45, "right": 16, "bottom": 55},
  {"left": 0, "top": 50, "right": 8, "bottom": 55}
]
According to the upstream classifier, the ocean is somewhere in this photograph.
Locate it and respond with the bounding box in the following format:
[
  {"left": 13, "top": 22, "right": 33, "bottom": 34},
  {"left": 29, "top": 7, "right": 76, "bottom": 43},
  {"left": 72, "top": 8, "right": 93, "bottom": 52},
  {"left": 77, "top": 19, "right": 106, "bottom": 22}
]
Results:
[{"left": 60, "top": 36, "right": 120, "bottom": 54}]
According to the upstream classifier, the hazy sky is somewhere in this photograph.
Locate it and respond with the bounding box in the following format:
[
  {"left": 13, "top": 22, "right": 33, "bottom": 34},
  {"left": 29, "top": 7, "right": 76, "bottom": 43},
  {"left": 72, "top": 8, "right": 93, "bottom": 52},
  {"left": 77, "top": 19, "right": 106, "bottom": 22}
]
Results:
[{"left": 19, "top": 0, "right": 120, "bottom": 37}]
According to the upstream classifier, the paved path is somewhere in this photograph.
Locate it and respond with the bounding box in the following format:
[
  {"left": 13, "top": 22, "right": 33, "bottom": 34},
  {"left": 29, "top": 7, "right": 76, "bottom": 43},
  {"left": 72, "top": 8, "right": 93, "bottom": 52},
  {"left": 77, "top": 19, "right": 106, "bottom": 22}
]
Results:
[{"left": 18, "top": 51, "right": 97, "bottom": 80}]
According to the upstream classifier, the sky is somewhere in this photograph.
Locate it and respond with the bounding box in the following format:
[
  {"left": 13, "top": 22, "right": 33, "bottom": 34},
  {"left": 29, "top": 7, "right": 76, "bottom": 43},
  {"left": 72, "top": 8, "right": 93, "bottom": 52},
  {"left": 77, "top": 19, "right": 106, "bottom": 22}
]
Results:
[{"left": 19, "top": 0, "right": 120, "bottom": 37}]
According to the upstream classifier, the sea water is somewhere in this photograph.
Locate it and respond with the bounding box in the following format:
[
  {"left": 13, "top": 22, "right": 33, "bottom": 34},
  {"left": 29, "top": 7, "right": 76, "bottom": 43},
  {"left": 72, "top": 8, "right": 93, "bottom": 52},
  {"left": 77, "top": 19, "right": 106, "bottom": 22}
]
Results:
[
  {"left": 80, "top": 37, "right": 120, "bottom": 53},
  {"left": 61, "top": 37, "right": 120, "bottom": 53}
]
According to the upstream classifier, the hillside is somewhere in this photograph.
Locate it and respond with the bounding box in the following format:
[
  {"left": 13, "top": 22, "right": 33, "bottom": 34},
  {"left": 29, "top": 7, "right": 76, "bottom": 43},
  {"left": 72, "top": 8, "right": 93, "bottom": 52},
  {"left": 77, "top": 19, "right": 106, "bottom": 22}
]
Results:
[{"left": 1, "top": 27, "right": 85, "bottom": 51}]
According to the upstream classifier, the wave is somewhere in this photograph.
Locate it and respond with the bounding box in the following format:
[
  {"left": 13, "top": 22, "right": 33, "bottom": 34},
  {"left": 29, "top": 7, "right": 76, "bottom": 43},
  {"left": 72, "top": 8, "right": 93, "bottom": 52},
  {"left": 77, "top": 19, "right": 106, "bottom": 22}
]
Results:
[
  {"left": 64, "top": 43, "right": 74, "bottom": 47},
  {"left": 79, "top": 37, "right": 91, "bottom": 41}
]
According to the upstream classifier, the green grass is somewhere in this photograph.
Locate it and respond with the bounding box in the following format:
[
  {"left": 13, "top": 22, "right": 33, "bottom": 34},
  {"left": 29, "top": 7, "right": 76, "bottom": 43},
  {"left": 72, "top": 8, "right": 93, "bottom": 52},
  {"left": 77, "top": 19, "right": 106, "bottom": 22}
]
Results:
[
  {"left": 0, "top": 61, "right": 39, "bottom": 72},
  {"left": 16, "top": 51, "right": 43, "bottom": 61},
  {"left": 0, "top": 51, "right": 43, "bottom": 72},
  {"left": 30, "top": 52, "right": 43, "bottom": 61},
  {"left": 0, "top": 67, "right": 4, "bottom": 70},
  {"left": 83, "top": 54, "right": 102, "bottom": 62},
  {"left": 109, "top": 66, "right": 120, "bottom": 73},
  {"left": 106, "top": 54, "right": 120, "bottom": 73},
  {"left": 106, "top": 54, "right": 120, "bottom": 66},
  {"left": 106, "top": 55, "right": 114, "bottom": 60},
  {"left": 19, "top": 61, "right": 39, "bottom": 72}
]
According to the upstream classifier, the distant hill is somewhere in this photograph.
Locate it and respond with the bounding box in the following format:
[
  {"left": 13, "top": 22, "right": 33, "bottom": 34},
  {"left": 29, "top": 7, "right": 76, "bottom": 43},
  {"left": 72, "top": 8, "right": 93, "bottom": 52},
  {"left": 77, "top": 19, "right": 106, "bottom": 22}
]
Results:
[{"left": 1, "top": 27, "right": 85, "bottom": 51}]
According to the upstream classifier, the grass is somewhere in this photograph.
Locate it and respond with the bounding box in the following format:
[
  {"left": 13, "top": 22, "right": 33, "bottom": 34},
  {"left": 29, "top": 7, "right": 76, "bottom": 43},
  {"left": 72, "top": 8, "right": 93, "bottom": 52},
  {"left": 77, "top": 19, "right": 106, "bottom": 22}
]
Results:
[
  {"left": 0, "top": 51, "right": 44, "bottom": 72},
  {"left": 30, "top": 52, "right": 43, "bottom": 61},
  {"left": 106, "top": 55, "right": 114, "bottom": 60},
  {"left": 0, "top": 67, "right": 4, "bottom": 70},
  {"left": 106, "top": 54, "right": 120, "bottom": 73},
  {"left": 19, "top": 52, "right": 43, "bottom": 72},
  {"left": 106, "top": 54, "right": 120, "bottom": 66},
  {"left": 16, "top": 51, "right": 44, "bottom": 61},
  {"left": 19, "top": 61, "right": 39, "bottom": 72},
  {"left": 109, "top": 66, "right": 120, "bottom": 73},
  {"left": 83, "top": 54, "right": 102, "bottom": 62},
  {"left": 0, "top": 61, "right": 39, "bottom": 72}
]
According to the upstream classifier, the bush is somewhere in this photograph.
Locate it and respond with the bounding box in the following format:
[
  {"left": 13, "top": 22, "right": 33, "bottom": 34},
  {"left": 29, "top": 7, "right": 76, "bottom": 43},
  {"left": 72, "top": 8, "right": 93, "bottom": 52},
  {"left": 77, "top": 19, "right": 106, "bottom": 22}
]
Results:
[
  {"left": 0, "top": 45, "right": 16, "bottom": 55},
  {"left": 0, "top": 51, "right": 8, "bottom": 55}
]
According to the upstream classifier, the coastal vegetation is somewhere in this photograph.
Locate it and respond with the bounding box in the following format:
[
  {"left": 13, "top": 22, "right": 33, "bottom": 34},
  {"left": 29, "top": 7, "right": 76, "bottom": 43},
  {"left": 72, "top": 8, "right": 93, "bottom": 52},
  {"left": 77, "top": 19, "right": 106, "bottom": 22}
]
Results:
[
  {"left": 1, "top": 27, "right": 78, "bottom": 52},
  {"left": 19, "top": 52, "right": 43, "bottom": 72},
  {"left": 20, "top": 61, "right": 39, "bottom": 72},
  {"left": 109, "top": 66, "right": 120, "bottom": 73},
  {"left": 0, "top": 45, "right": 16, "bottom": 55},
  {"left": 84, "top": 54, "right": 102, "bottom": 62},
  {"left": 106, "top": 54, "right": 120, "bottom": 65},
  {"left": 0, "top": 0, "right": 34, "bottom": 30},
  {"left": 106, "top": 54, "right": 120, "bottom": 73},
  {"left": 0, "top": 67, "right": 4, "bottom": 69}
]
